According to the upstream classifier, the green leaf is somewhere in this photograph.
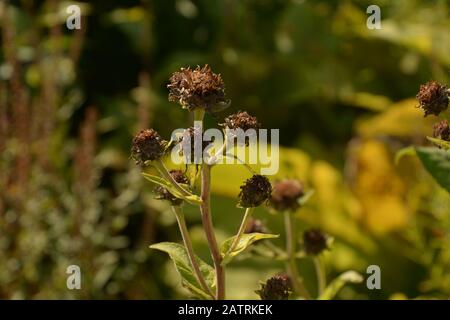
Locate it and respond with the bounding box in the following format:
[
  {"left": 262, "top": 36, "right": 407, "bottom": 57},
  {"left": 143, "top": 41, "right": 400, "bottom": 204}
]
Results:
[
  {"left": 318, "top": 271, "right": 363, "bottom": 300},
  {"left": 220, "top": 233, "right": 279, "bottom": 265},
  {"left": 150, "top": 242, "right": 215, "bottom": 299},
  {"left": 142, "top": 173, "right": 202, "bottom": 205},
  {"left": 426, "top": 136, "right": 450, "bottom": 150},
  {"left": 416, "top": 147, "right": 450, "bottom": 193},
  {"left": 394, "top": 146, "right": 416, "bottom": 165}
]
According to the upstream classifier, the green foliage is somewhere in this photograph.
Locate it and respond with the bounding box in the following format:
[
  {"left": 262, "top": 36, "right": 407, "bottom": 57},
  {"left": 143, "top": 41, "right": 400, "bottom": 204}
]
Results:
[
  {"left": 220, "top": 233, "right": 279, "bottom": 266},
  {"left": 150, "top": 242, "right": 215, "bottom": 299},
  {"left": 416, "top": 147, "right": 450, "bottom": 193}
]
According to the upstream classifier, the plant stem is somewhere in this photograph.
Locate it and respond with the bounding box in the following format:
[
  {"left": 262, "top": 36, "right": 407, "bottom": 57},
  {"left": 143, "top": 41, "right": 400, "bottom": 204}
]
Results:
[
  {"left": 284, "top": 211, "right": 311, "bottom": 299},
  {"left": 228, "top": 207, "right": 254, "bottom": 254},
  {"left": 314, "top": 256, "right": 326, "bottom": 297},
  {"left": 172, "top": 206, "right": 214, "bottom": 299},
  {"left": 194, "top": 108, "right": 225, "bottom": 300},
  {"left": 200, "top": 163, "right": 225, "bottom": 300}
]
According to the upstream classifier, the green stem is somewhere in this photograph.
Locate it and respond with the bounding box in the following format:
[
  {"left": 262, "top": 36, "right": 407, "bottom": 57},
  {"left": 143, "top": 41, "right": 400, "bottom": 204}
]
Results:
[
  {"left": 172, "top": 206, "right": 214, "bottom": 299},
  {"left": 314, "top": 256, "right": 326, "bottom": 297},
  {"left": 284, "top": 211, "right": 311, "bottom": 299},
  {"left": 228, "top": 208, "right": 254, "bottom": 254},
  {"left": 194, "top": 109, "right": 225, "bottom": 300}
]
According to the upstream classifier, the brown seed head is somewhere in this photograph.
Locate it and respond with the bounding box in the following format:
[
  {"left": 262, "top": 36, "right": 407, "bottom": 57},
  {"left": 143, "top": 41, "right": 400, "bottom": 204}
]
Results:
[
  {"left": 154, "top": 170, "right": 189, "bottom": 206},
  {"left": 244, "top": 218, "right": 267, "bottom": 234},
  {"left": 131, "top": 129, "right": 167, "bottom": 165},
  {"left": 238, "top": 174, "right": 272, "bottom": 208},
  {"left": 221, "top": 111, "right": 260, "bottom": 131},
  {"left": 168, "top": 65, "right": 230, "bottom": 112},
  {"left": 303, "top": 229, "right": 328, "bottom": 255},
  {"left": 269, "top": 179, "right": 304, "bottom": 212},
  {"left": 256, "top": 274, "right": 292, "bottom": 300},
  {"left": 433, "top": 120, "right": 450, "bottom": 142},
  {"left": 416, "top": 81, "right": 449, "bottom": 117}
]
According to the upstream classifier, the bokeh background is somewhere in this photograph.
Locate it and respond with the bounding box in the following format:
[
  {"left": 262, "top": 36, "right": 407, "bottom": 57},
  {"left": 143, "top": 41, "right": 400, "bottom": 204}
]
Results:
[{"left": 0, "top": 0, "right": 449, "bottom": 299}]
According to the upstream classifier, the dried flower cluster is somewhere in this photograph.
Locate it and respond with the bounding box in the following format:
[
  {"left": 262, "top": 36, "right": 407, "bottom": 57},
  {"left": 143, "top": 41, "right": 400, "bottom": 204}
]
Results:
[
  {"left": 168, "top": 65, "right": 230, "bottom": 113},
  {"left": 221, "top": 111, "right": 260, "bottom": 131},
  {"left": 433, "top": 120, "right": 450, "bottom": 142},
  {"left": 303, "top": 229, "right": 328, "bottom": 255},
  {"left": 269, "top": 179, "right": 304, "bottom": 212},
  {"left": 238, "top": 174, "right": 272, "bottom": 208},
  {"left": 131, "top": 129, "right": 167, "bottom": 165},
  {"left": 256, "top": 274, "right": 292, "bottom": 300},
  {"left": 416, "top": 80, "right": 448, "bottom": 117}
]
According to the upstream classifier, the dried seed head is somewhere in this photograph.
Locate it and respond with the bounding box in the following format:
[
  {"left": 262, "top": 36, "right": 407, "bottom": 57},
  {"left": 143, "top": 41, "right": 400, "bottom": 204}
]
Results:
[
  {"left": 303, "top": 229, "right": 328, "bottom": 255},
  {"left": 433, "top": 120, "right": 450, "bottom": 142},
  {"left": 131, "top": 129, "right": 167, "bottom": 165},
  {"left": 154, "top": 170, "right": 189, "bottom": 206},
  {"left": 256, "top": 274, "right": 292, "bottom": 300},
  {"left": 238, "top": 174, "right": 272, "bottom": 208},
  {"left": 269, "top": 179, "right": 304, "bottom": 212},
  {"left": 416, "top": 81, "right": 449, "bottom": 117},
  {"left": 244, "top": 218, "right": 267, "bottom": 234},
  {"left": 221, "top": 111, "right": 260, "bottom": 131},
  {"left": 168, "top": 65, "right": 230, "bottom": 113}
]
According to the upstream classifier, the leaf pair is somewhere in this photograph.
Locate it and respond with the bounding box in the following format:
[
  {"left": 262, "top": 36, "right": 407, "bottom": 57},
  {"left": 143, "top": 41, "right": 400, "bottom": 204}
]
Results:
[
  {"left": 142, "top": 173, "right": 202, "bottom": 205},
  {"left": 220, "top": 232, "right": 279, "bottom": 266}
]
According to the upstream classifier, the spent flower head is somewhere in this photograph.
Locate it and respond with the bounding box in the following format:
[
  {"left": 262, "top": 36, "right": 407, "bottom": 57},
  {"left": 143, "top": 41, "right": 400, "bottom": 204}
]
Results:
[
  {"left": 256, "top": 274, "right": 292, "bottom": 300},
  {"left": 269, "top": 179, "right": 304, "bottom": 212},
  {"left": 221, "top": 111, "right": 260, "bottom": 131},
  {"left": 303, "top": 229, "right": 328, "bottom": 255},
  {"left": 168, "top": 64, "right": 230, "bottom": 113},
  {"left": 433, "top": 120, "right": 450, "bottom": 142},
  {"left": 416, "top": 80, "right": 449, "bottom": 117},
  {"left": 154, "top": 170, "right": 189, "bottom": 206},
  {"left": 131, "top": 129, "right": 167, "bottom": 165},
  {"left": 238, "top": 174, "right": 272, "bottom": 208},
  {"left": 244, "top": 218, "right": 267, "bottom": 234}
]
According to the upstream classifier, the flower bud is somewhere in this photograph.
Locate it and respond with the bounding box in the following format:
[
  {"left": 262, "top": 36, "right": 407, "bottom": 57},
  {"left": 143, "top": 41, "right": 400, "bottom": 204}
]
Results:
[
  {"left": 238, "top": 174, "right": 272, "bottom": 208},
  {"left": 303, "top": 229, "right": 328, "bottom": 255},
  {"left": 256, "top": 274, "right": 292, "bottom": 300},
  {"left": 154, "top": 170, "right": 189, "bottom": 206},
  {"left": 168, "top": 65, "right": 230, "bottom": 113},
  {"left": 416, "top": 81, "right": 449, "bottom": 117},
  {"left": 131, "top": 129, "right": 167, "bottom": 165},
  {"left": 269, "top": 179, "right": 304, "bottom": 212},
  {"left": 433, "top": 120, "right": 450, "bottom": 142}
]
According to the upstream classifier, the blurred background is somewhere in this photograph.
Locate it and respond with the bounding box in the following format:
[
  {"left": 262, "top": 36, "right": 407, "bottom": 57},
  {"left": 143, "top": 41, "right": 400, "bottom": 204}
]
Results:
[{"left": 0, "top": 0, "right": 449, "bottom": 299}]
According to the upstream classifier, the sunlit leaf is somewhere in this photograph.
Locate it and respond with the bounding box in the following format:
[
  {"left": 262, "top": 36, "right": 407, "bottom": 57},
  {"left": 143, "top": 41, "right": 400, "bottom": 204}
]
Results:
[
  {"left": 426, "top": 137, "right": 450, "bottom": 150},
  {"left": 220, "top": 233, "right": 279, "bottom": 265},
  {"left": 416, "top": 147, "right": 450, "bottom": 193},
  {"left": 150, "top": 242, "right": 215, "bottom": 299}
]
